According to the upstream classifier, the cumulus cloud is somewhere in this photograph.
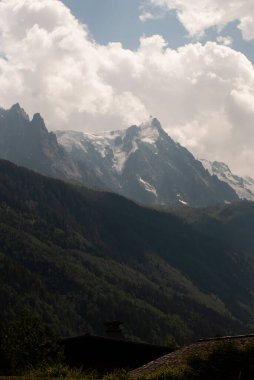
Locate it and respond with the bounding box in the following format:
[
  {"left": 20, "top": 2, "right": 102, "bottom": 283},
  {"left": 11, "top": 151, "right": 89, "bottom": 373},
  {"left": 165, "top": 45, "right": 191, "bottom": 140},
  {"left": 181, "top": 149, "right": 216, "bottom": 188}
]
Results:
[
  {"left": 0, "top": 0, "right": 254, "bottom": 177},
  {"left": 139, "top": 11, "right": 156, "bottom": 22},
  {"left": 239, "top": 16, "right": 254, "bottom": 41},
  {"left": 139, "top": 5, "right": 163, "bottom": 22},
  {"left": 216, "top": 36, "right": 233, "bottom": 46},
  {"left": 147, "top": 0, "right": 254, "bottom": 41}
]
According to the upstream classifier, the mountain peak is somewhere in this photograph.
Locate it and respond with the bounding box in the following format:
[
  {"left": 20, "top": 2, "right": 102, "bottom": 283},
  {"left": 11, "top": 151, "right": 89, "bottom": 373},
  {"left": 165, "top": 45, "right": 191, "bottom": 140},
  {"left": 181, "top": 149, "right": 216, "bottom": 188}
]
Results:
[
  {"left": 57, "top": 119, "right": 238, "bottom": 207},
  {"left": 150, "top": 117, "right": 162, "bottom": 129},
  {"left": 200, "top": 159, "right": 254, "bottom": 201},
  {"left": 10, "top": 102, "right": 22, "bottom": 111},
  {"left": 213, "top": 160, "right": 231, "bottom": 173},
  {"left": 136, "top": 117, "right": 166, "bottom": 145},
  {"left": 140, "top": 117, "right": 162, "bottom": 131},
  {"left": 31, "top": 112, "right": 47, "bottom": 132},
  {"left": 201, "top": 159, "right": 232, "bottom": 176},
  {"left": 9, "top": 103, "right": 29, "bottom": 120}
]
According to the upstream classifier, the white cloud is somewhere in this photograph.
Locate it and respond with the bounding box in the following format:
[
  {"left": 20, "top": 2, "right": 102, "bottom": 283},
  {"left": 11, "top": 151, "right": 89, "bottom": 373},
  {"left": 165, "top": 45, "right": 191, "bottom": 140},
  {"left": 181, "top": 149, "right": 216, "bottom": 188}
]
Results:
[
  {"left": 147, "top": 0, "right": 254, "bottom": 41},
  {"left": 216, "top": 36, "right": 233, "bottom": 47},
  {"left": 0, "top": 0, "right": 254, "bottom": 177},
  {"left": 239, "top": 16, "right": 254, "bottom": 41},
  {"left": 139, "top": 6, "right": 163, "bottom": 22},
  {"left": 139, "top": 11, "right": 156, "bottom": 22}
]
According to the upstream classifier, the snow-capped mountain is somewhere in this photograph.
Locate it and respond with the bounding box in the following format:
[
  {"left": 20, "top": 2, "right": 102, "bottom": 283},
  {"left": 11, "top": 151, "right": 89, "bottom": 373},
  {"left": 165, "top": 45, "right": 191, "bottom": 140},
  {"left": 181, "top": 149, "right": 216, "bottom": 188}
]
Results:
[
  {"left": 200, "top": 159, "right": 254, "bottom": 201},
  {"left": 0, "top": 103, "right": 78, "bottom": 178},
  {"left": 56, "top": 118, "right": 238, "bottom": 207},
  {"left": 0, "top": 104, "right": 240, "bottom": 207},
  {"left": 0, "top": 104, "right": 103, "bottom": 188}
]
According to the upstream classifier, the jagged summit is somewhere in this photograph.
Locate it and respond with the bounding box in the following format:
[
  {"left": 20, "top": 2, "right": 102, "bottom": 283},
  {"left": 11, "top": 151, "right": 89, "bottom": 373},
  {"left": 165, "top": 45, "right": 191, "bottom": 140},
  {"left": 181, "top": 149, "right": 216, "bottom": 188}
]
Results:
[
  {"left": 57, "top": 118, "right": 165, "bottom": 175},
  {"left": 0, "top": 104, "right": 240, "bottom": 207},
  {"left": 56, "top": 118, "right": 238, "bottom": 207},
  {"left": 32, "top": 112, "right": 43, "bottom": 122},
  {"left": 9, "top": 102, "right": 29, "bottom": 120},
  {"left": 138, "top": 117, "right": 164, "bottom": 144},
  {"left": 0, "top": 104, "right": 85, "bottom": 182},
  {"left": 141, "top": 116, "right": 165, "bottom": 132},
  {"left": 200, "top": 159, "right": 254, "bottom": 201},
  {"left": 10, "top": 102, "right": 22, "bottom": 111},
  {"left": 31, "top": 112, "right": 47, "bottom": 132},
  {"left": 8, "top": 104, "right": 46, "bottom": 127},
  {"left": 140, "top": 116, "right": 161, "bottom": 129}
]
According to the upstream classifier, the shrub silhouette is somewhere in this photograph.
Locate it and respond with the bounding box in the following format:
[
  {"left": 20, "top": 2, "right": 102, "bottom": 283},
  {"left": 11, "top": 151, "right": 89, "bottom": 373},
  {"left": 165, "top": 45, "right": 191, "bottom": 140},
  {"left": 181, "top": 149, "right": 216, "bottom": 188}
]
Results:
[{"left": 0, "top": 313, "right": 63, "bottom": 375}]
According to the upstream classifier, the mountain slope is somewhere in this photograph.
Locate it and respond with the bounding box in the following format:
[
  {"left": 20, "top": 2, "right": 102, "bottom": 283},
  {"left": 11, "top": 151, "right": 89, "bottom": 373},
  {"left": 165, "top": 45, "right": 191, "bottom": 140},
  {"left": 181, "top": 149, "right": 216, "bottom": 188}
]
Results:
[
  {"left": 173, "top": 201, "right": 254, "bottom": 262},
  {"left": 0, "top": 104, "right": 239, "bottom": 207},
  {"left": 0, "top": 104, "right": 79, "bottom": 179},
  {"left": 0, "top": 104, "right": 103, "bottom": 189},
  {"left": 56, "top": 118, "right": 238, "bottom": 207},
  {"left": 0, "top": 160, "right": 253, "bottom": 344},
  {"left": 200, "top": 159, "right": 254, "bottom": 201}
]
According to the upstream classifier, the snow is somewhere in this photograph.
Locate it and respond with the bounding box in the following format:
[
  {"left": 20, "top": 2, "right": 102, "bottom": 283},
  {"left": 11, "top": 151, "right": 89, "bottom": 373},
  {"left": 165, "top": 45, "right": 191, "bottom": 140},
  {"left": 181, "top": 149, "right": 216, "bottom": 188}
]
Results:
[
  {"left": 179, "top": 199, "right": 188, "bottom": 205},
  {"left": 200, "top": 159, "right": 213, "bottom": 175},
  {"left": 57, "top": 119, "right": 161, "bottom": 173},
  {"left": 176, "top": 194, "right": 188, "bottom": 205},
  {"left": 139, "top": 120, "right": 160, "bottom": 145},
  {"left": 113, "top": 149, "right": 128, "bottom": 172},
  {"left": 139, "top": 177, "right": 157, "bottom": 196},
  {"left": 244, "top": 176, "right": 254, "bottom": 193},
  {"left": 56, "top": 131, "right": 88, "bottom": 154},
  {"left": 200, "top": 159, "right": 254, "bottom": 201},
  {"left": 57, "top": 129, "right": 137, "bottom": 172}
]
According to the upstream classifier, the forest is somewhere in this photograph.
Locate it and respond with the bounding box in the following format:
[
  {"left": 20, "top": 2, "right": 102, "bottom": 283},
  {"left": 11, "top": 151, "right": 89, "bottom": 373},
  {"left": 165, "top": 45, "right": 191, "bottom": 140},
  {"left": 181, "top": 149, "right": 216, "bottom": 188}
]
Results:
[{"left": 1, "top": 159, "right": 254, "bottom": 347}]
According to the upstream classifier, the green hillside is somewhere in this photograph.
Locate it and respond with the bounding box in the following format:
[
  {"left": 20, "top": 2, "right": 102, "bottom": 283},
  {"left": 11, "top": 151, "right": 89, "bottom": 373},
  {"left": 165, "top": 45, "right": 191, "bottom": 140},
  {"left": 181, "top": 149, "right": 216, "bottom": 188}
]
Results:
[{"left": 0, "top": 160, "right": 254, "bottom": 344}]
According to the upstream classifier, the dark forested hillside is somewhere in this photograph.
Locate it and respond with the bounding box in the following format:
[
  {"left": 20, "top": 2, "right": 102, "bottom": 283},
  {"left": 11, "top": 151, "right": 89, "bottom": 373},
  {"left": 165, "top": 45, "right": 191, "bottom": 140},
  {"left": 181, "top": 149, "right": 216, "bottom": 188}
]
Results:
[{"left": 0, "top": 159, "right": 254, "bottom": 344}]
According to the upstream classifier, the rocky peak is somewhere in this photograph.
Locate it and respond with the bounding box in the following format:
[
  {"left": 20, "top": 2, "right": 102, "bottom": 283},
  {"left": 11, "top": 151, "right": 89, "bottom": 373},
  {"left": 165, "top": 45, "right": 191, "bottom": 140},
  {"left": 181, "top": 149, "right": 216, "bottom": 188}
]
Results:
[
  {"left": 10, "top": 103, "right": 22, "bottom": 112},
  {"left": 200, "top": 159, "right": 254, "bottom": 201},
  {"left": 0, "top": 103, "right": 85, "bottom": 182},
  {"left": 31, "top": 112, "right": 47, "bottom": 133},
  {"left": 9, "top": 103, "right": 29, "bottom": 120},
  {"left": 57, "top": 119, "right": 239, "bottom": 207},
  {"left": 148, "top": 117, "right": 163, "bottom": 130},
  {"left": 213, "top": 161, "right": 231, "bottom": 173}
]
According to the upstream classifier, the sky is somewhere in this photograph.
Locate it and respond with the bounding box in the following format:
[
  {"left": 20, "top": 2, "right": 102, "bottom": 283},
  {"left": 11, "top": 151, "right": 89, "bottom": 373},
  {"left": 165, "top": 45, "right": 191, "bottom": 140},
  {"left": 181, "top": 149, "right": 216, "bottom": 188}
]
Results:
[{"left": 0, "top": 0, "right": 254, "bottom": 177}]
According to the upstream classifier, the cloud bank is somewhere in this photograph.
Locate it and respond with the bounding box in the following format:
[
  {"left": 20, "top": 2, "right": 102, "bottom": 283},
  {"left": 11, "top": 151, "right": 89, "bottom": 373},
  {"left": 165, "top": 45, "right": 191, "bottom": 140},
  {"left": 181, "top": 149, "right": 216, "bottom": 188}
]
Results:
[
  {"left": 0, "top": 0, "right": 254, "bottom": 177},
  {"left": 148, "top": 0, "right": 254, "bottom": 41}
]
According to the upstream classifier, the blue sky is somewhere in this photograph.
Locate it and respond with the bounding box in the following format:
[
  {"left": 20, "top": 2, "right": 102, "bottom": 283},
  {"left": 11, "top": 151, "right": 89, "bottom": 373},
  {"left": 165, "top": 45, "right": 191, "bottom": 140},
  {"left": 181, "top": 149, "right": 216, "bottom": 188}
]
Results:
[
  {"left": 62, "top": 0, "right": 188, "bottom": 49},
  {"left": 62, "top": 0, "right": 254, "bottom": 62}
]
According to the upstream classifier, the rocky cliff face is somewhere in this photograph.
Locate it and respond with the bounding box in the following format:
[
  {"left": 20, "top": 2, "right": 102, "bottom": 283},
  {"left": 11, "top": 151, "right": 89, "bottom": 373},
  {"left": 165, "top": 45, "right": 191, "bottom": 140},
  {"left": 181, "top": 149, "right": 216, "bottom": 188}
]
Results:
[
  {"left": 0, "top": 103, "right": 79, "bottom": 178},
  {"left": 57, "top": 118, "right": 238, "bottom": 207},
  {"left": 200, "top": 159, "right": 254, "bottom": 201},
  {"left": 0, "top": 104, "right": 239, "bottom": 207},
  {"left": 0, "top": 104, "right": 104, "bottom": 188}
]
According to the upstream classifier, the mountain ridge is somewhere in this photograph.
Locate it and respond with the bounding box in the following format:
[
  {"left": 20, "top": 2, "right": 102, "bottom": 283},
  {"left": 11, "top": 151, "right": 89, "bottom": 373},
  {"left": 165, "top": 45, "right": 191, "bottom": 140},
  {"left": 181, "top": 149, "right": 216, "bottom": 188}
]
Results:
[
  {"left": 56, "top": 117, "right": 239, "bottom": 207},
  {"left": 200, "top": 159, "right": 254, "bottom": 201},
  {"left": 0, "top": 159, "right": 254, "bottom": 344},
  {"left": 0, "top": 103, "right": 240, "bottom": 207},
  {"left": 0, "top": 103, "right": 104, "bottom": 189}
]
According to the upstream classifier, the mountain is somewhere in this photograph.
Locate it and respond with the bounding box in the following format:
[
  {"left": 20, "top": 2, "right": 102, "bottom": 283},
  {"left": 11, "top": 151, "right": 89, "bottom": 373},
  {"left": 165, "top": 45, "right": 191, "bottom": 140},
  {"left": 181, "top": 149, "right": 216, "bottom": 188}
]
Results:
[
  {"left": 200, "top": 159, "right": 254, "bottom": 201},
  {"left": 174, "top": 201, "right": 254, "bottom": 262},
  {"left": 0, "top": 104, "right": 239, "bottom": 207},
  {"left": 0, "top": 104, "right": 103, "bottom": 188},
  {"left": 56, "top": 118, "right": 238, "bottom": 207},
  {"left": 0, "top": 159, "right": 254, "bottom": 344},
  {"left": 0, "top": 104, "right": 78, "bottom": 179}
]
